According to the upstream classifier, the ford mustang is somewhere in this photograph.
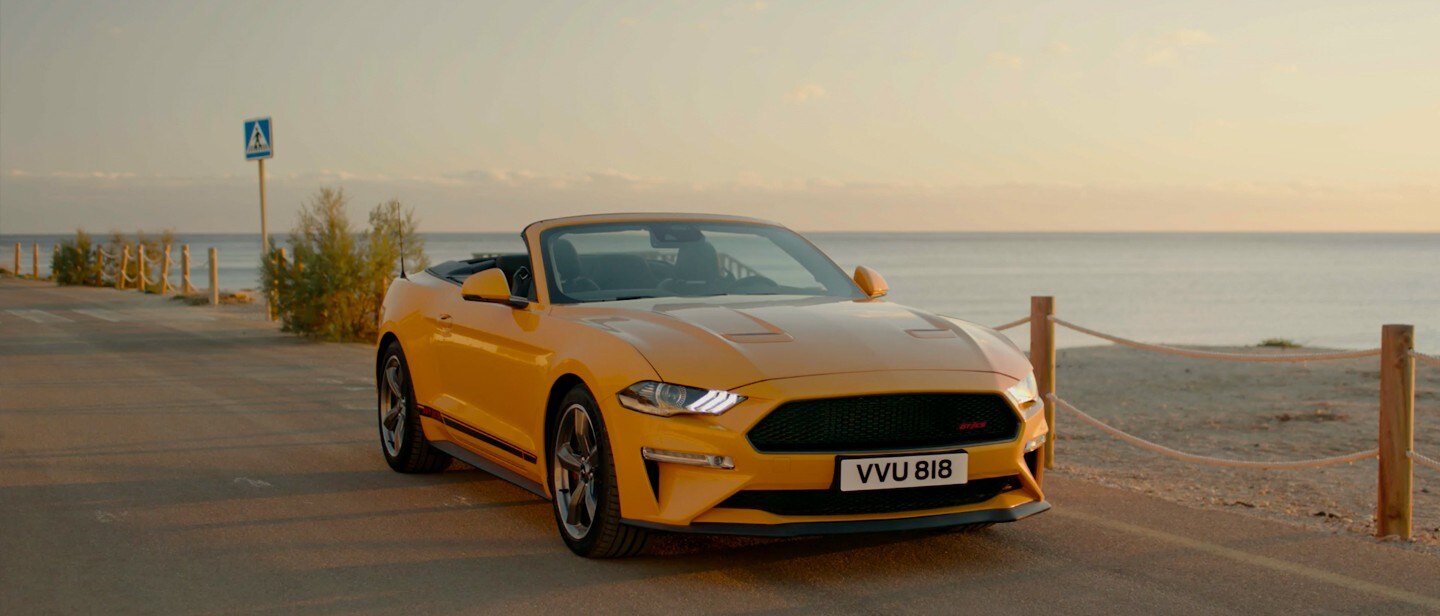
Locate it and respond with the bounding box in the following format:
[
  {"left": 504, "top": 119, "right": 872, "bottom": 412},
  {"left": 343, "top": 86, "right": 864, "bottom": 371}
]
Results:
[{"left": 376, "top": 213, "right": 1049, "bottom": 557}]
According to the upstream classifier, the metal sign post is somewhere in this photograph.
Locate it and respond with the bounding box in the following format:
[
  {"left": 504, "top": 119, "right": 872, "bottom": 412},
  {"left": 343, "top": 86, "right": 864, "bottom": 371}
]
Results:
[
  {"left": 244, "top": 117, "right": 274, "bottom": 320},
  {"left": 258, "top": 159, "right": 268, "bottom": 254}
]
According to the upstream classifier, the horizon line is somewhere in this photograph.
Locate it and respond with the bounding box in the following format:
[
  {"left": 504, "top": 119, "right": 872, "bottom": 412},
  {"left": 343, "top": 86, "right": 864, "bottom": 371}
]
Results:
[{"left": 4, "top": 229, "right": 1440, "bottom": 237}]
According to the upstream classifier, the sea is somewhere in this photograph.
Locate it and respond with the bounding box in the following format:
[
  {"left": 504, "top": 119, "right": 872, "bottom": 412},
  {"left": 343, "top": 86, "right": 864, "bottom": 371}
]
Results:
[{"left": 3, "top": 232, "right": 1436, "bottom": 353}]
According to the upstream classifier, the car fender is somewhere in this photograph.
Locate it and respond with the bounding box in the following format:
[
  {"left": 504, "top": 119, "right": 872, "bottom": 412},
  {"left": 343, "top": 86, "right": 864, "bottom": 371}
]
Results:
[{"left": 378, "top": 275, "right": 448, "bottom": 414}]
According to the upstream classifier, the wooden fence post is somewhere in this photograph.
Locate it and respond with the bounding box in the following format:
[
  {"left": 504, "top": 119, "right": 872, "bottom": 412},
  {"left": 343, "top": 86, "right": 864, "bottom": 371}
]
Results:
[
  {"left": 119, "top": 246, "right": 130, "bottom": 289},
  {"left": 208, "top": 247, "right": 219, "bottom": 306},
  {"left": 96, "top": 249, "right": 106, "bottom": 285},
  {"left": 1377, "top": 324, "right": 1415, "bottom": 539},
  {"left": 181, "top": 245, "right": 193, "bottom": 293},
  {"left": 161, "top": 244, "right": 172, "bottom": 294},
  {"left": 137, "top": 245, "right": 147, "bottom": 292},
  {"left": 13, "top": 243, "right": 19, "bottom": 275},
  {"left": 32, "top": 243, "right": 39, "bottom": 278},
  {"left": 1031, "top": 296, "right": 1057, "bottom": 469}
]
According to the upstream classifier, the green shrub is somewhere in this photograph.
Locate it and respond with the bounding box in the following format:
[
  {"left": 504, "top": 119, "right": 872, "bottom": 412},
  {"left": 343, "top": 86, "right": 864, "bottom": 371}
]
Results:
[
  {"left": 262, "top": 187, "right": 426, "bottom": 342},
  {"left": 52, "top": 230, "right": 91, "bottom": 285},
  {"left": 1257, "top": 338, "right": 1301, "bottom": 349},
  {"left": 51, "top": 229, "right": 104, "bottom": 286}
]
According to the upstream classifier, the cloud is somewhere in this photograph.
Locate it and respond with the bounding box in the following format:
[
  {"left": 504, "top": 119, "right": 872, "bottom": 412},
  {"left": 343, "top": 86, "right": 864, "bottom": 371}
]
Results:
[
  {"left": 10, "top": 170, "right": 139, "bottom": 180},
  {"left": 1135, "top": 28, "right": 1215, "bottom": 66},
  {"left": 617, "top": 17, "right": 639, "bottom": 27},
  {"left": 6, "top": 169, "right": 1436, "bottom": 233},
  {"left": 987, "top": 52, "right": 1025, "bottom": 69},
  {"left": 901, "top": 47, "right": 929, "bottom": 61},
  {"left": 1049, "top": 42, "right": 1073, "bottom": 55},
  {"left": 783, "top": 83, "right": 827, "bottom": 104},
  {"left": 723, "top": 1, "right": 768, "bottom": 16},
  {"left": 1143, "top": 48, "right": 1177, "bottom": 66},
  {"left": 1163, "top": 29, "right": 1214, "bottom": 47}
]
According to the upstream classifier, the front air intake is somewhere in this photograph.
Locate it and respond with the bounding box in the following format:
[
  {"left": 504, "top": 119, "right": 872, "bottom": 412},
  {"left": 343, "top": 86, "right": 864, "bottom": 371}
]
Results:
[{"left": 747, "top": 393, "right": 1020, "bottom": 453}]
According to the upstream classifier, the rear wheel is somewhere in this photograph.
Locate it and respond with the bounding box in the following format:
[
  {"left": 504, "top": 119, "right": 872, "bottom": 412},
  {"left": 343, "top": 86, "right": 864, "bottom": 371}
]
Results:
[
  {"left": 549, "top": 385, "right": 649, "bottom": 558},
  {"left": 378, "top": 341, "right": 451, "bottom": 473}
]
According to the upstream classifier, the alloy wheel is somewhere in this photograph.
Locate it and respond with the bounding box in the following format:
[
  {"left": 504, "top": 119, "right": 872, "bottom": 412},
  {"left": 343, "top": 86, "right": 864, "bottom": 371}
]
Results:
[
  {"left": 379, "top": 355, "right": 407, "bottom": 457},
  {"left": 552, "top": 403, "right": 601, "bottom": 540}
]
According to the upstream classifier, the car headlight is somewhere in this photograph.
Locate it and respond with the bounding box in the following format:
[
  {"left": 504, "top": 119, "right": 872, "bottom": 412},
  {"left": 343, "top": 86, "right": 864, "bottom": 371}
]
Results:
[
  {"left": 617, "top": 381, "right": 746, "bottom": 417},
  {"left": 1005, "top": 372, "right": 1043, "bottom": 419}
]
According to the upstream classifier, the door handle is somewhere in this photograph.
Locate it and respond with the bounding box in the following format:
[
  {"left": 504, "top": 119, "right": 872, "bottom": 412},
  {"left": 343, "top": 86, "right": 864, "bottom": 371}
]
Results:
[{"left": 438, "top": 314, "right": 454, "bottom": 335}]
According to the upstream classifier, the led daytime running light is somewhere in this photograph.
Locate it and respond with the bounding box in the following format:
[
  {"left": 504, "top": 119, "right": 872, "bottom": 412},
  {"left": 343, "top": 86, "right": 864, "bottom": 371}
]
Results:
[
  {"left": 641, "top": 447, "right": 735, "bottom": 469},
  {"left": 618, "top": 381, "right": 746, "bottom": 417}
]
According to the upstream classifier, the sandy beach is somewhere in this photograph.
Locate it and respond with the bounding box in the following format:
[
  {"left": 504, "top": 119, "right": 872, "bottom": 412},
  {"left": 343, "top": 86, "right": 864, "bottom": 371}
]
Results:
[{"left": 1051, "top": 345, "right": 1440, "bottom": 554}]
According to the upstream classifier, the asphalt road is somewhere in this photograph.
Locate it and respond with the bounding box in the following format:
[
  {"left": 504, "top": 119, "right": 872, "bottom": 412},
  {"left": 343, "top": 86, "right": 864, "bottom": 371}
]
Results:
[{"left": 1, "top": 277, "right": 1436, "bottom": 615}]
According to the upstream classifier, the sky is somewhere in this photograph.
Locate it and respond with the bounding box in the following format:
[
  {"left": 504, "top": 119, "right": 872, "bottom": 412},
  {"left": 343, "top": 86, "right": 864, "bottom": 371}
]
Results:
[{"left": 1, "top": 0, "right": 1437, "bottom": 233}]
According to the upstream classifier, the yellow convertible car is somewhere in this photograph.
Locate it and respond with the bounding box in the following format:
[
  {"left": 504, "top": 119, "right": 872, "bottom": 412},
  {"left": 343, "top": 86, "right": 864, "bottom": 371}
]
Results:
[{"left": 376, "top": 213, "right": 1049, "bottom": 557}]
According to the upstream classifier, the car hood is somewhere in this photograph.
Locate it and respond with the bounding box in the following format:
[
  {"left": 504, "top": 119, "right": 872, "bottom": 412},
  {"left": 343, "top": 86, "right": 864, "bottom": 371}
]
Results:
[{"left": 552, "top": 296, "right": 1031, "bottom": 390}]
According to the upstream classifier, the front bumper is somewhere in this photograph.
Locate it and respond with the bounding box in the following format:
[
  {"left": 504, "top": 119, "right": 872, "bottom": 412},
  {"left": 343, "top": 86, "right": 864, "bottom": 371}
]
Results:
[
  {"left": 626, "top": 500, "right": 1050, "bottom": 537},
  {"left": 603, "top": 370, "right": 1049, "bottom": 531}
]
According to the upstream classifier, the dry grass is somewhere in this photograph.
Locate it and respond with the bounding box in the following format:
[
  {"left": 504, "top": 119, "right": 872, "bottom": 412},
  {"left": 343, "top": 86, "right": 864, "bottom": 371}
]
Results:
[
  {"left": 170, "top": 291, "right": 255, "bottom": 306},
  {"left": 1257, "top": 338, "right": 1302, "bottom": 348}
]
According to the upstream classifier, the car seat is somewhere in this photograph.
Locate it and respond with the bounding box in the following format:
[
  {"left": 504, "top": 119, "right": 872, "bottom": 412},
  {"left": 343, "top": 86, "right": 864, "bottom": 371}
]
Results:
[{"left": 660, "top": 241, "right": 723, "bottom": 294}]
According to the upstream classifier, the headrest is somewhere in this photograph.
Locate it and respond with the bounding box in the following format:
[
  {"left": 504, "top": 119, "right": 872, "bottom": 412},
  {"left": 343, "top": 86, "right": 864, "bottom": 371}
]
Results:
[
  {"left": 673, "top": 241, "right": 720, "bottom": 282},
  {"left": 551, "top": 238, "right": 582, "bottom": 281}
]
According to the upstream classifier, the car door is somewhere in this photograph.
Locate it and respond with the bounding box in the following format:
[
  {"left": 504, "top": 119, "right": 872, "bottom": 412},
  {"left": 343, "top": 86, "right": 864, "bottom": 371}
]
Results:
[{"left": 432, "top": 286, "right": 550, "bottom": 471}]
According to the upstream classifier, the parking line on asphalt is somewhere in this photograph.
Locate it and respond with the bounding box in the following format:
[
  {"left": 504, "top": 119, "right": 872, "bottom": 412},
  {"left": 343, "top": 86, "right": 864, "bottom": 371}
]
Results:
[
  {"left": 1056, "top": 509, "right": 1440, "bottom": 610},
  {"left": 73, "top": 308, "right": 129, "bottom": 322},
  {"left": 6, "top": 309, "right": 74, "bottom": 324}
]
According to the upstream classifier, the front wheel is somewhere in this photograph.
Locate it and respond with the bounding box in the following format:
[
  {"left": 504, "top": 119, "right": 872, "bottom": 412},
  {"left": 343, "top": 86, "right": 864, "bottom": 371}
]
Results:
[
  {"left": 549, "top": 385, "right": 649, "bottom": 558},
  {"left": 377, "top": 341, "right": 451, "bottom": 473}
]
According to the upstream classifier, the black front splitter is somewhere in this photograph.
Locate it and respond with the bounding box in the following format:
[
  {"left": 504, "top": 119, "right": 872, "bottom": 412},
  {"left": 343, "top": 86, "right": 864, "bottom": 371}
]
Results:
[{"left": 623, "top": 500, "right": 1050, "bottom": 538}]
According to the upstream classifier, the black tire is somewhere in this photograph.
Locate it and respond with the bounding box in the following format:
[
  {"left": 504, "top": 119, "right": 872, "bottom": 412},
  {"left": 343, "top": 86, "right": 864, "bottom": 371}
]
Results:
[
  {"left": 549, "top": 384, "right": 650, "bottom": 558},
  {"left": 377, "top": 341, "right": 451, "bottom": 473}
]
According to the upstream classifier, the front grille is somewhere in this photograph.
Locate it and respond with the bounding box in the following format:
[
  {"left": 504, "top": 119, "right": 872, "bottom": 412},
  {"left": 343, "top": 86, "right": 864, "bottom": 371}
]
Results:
[
  {"left": 718, "top": 476, "right": 1020, "bottom": 516},
  {"left": 747, "top": 393, "right": 1020, "bottom": 453}
]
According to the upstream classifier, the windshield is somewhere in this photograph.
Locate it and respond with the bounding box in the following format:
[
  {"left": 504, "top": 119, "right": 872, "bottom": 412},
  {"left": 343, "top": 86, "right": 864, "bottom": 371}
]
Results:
[{"left": 539, "top": 221, "right": 862, "bottom": 304}]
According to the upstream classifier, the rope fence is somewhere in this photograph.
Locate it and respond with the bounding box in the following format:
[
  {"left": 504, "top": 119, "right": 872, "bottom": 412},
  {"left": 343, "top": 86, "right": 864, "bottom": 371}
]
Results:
[
  {"left": 1412, "top": 451, "right": 1440, "bottom": 473},
  {"left": 1416, "top": 353, "right": 1439, "bottom": 478},
  {"left": 990, "top": 316, "right": 1030, "bottom": 332},
  {"left": 1018, "top": 296, "right": 1431, "bottom": 540},
  {"left": 1052, "top": 317, "right": 1382, "bottom": 363},
  {"left": 16, "top": 241, "right": 223, "bottom": 307},
  {"left": 1050, "top": 395, "right": 1379, "bottom": 470}
]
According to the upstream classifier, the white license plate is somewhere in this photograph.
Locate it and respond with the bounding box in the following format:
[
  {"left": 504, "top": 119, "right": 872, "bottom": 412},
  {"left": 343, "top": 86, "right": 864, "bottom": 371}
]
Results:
[{"left": 838, "top": 452, "right": 968, "bottom": 492}]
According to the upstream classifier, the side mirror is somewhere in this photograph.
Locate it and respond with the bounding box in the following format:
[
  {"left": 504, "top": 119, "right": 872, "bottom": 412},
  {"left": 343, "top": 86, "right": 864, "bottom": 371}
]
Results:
[
  {"left": 461, "top": 269, "right": 530, "bottom": 308},
  {"left": 853, "top": 266, "right": 888, "bottom": 299}
]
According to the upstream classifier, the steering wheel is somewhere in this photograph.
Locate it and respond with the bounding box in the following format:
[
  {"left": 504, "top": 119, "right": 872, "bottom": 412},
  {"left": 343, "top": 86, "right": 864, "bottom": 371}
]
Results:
[
  {"left": 728, "top": 275, "right": 778, "bottom": 294},
  {"left": 510, "top": 266, "right": 533, "bottom": 297}
]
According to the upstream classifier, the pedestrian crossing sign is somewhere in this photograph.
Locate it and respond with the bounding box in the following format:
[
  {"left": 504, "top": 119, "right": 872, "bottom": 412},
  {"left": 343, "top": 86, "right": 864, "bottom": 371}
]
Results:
[{"left": 244, "top": 117, "right": 273, "bottom": 160}]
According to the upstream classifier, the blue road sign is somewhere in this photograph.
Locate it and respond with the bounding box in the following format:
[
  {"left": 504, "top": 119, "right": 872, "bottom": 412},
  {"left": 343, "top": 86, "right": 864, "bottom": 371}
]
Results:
[{"left": 244, "top": 117, "right": 273, "bottom": 160}]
